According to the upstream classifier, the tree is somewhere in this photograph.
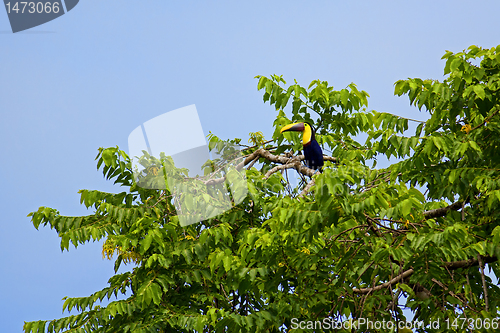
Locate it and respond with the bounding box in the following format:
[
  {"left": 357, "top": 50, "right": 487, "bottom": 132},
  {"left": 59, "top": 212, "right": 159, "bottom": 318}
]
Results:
[{"left": 25, "top": 45, "right": 500, "bottom": 333}]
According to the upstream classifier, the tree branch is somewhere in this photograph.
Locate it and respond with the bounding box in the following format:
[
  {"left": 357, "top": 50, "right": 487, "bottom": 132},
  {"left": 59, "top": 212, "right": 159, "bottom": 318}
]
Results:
[
  {"left": 444, "top": 255, "right": 497, "bottom": 270},
  {"left": 364, "top": 215, "right": 383, "bottom": 238},
  {"left": 477, "top": 255, "right": 489, "bottom": 312},
  {"left": 240, "top": 139, "right": 275, "bottom": 151},
  {"left": 264, "top": 161, "right": 301, "bottom": 179},
  {"left": 470, "top": 108, "right": 499, "bottom": 132},
  {"left": 330, "top": 225, "right": 369, "bottom": 243},
  {"left": 298, "top": 178, "right": 316, "bottom": 198},
  {"left": 352, "top": 255, "right": 498, "bottom": 295},
  {"left": 431, "top": 278, "right": 478, "bottom": 313},
  {"left": 423, "top": 201, "right": 463, "bottom": 219},
  {"left": 203, "top": 148, "right": 337, "bottom": 185},
  {"left": 246, "top": 156, "right": 259, "bottom": 170},
  {"left": 353, "top": 269, "right": 414, "bottom": 294}
]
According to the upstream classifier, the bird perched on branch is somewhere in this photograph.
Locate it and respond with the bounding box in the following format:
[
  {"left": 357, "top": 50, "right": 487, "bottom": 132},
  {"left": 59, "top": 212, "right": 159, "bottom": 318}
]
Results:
[{"left": 280, "top": 122, "right": 324, "bottom": 170}]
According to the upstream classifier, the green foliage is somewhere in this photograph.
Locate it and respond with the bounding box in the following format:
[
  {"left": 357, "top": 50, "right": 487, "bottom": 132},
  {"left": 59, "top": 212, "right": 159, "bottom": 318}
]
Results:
[{"left": 25, "top": 46, "right": 500, "bottom": 333}]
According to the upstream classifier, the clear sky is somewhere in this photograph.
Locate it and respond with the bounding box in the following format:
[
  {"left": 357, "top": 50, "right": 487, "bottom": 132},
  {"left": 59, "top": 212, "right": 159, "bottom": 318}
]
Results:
[{"left": 2, "top": 1, "right": 500, "bottom": 331}]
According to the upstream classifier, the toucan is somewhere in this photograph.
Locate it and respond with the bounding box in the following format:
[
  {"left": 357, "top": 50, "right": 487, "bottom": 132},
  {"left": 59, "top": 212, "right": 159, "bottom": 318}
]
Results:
[{"left": 280, "top": 122, "right": 324, "bottom": 170}]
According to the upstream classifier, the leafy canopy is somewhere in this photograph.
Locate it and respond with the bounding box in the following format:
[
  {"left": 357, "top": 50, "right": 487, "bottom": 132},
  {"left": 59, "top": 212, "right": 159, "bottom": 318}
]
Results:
[{"left": 25, "top": 45, "right": 500, "bottom": 333}]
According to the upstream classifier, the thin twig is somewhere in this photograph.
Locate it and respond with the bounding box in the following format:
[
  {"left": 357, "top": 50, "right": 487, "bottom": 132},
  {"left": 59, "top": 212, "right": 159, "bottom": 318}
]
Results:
[
  {"left": 368, "top": 215, "right": 407, "bottom": 235},
  {"left": 240, "top": 139, "right": 275, "bottom": 151},
  {"left": 431, "top": 278, "right": 478, "bottom": 313},
  {"left": 298, "top": 170, "right": 321, "bottom": 198},
  {"left": 477, "top": 255, "right": 489, "bottom": 312},
  {"left": 365, "top": 215, "right": 383, "bottom": 238},
  {"left": 331, "top": 225, "right": 369, "bottom": 243},
  {"left": 470, "top": 108, "right": 499, "bottom": 132},
  {"left": 246, "top": 156, "right": 259, "bottom": 170},
  {"left": 220, "top": 284, "right": 233, "bottom": 307}
]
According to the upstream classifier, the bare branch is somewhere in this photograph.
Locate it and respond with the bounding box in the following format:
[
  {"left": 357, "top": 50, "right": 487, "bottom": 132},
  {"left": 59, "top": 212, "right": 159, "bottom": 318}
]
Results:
[
  {"left": 445, "top": 255, "right": 497, "bottom": 270},
  {"left": 203, "top": 148, "right": 268, "bottom": 186},
  {"left": 351, "top": 255, "right": 498, "bottom": 295},
  {"left": 323, "top": 156, "right": 339, "bottom": 163},
  {"left": 365, "top": 215, "right": 383, "bottom": 238},
  {"left": 203, "top": 148, "right": 331, "bottom": 185},
  {"left": 353, "top": 269, "right": 414, "bottom": 294},
  {"left": 369, "top": 216, "right": 407, "bottom": 235},
  {"left": 264, "top": 161, "right": 301, "bottom": 179},
  {"left": 298, "top": 178, "right": 315, "bottom": 198},
  {"left": 423, "top": 201, "right": 463, "bottom": 219},
  {"left": 246, "top": 156, "right": 259, "bottom": 170}
]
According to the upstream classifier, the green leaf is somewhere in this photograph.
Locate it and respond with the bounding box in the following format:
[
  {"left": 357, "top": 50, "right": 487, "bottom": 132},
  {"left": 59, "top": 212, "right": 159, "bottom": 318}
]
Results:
[
  {"left": 340, "top": 89, "right": 349, "bottom": 107},
  {"left": 256, "top": 76, "right": 267, "bottom": 90},
  {"left": 450, "top": 57, "right": 462, "bottom": 73},
  {"left": 141, "top": 234, "right": 153, "bottom": 253},
  {"left": 441, "top": 50, "right": 454, "bottom": 59},
  {"left": 446, "top": 295, "right": 461, "bottom": 305},
  {"left": 401, "top": 199, "right": 412, "bottom": 216},
  {"left": 492, "top": 226, "right": 500, "bottom": 245},
  {"left": 473, "top": 85, "right": 486, "bottom": 99},
  {"left": 223, "top": 256, "right": 232, "bottom": 272},
  {"left": 150, "top": 283, "right": 162, "bottom": 305},
  {"left": 102, "top": 149, "right": 114, "bottom": 167}
]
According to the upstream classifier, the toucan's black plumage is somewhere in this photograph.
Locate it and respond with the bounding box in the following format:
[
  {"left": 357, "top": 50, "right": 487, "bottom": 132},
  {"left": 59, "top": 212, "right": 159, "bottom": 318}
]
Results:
[{"left": 280, "top": 122, "right": 324, "bottom": 170}]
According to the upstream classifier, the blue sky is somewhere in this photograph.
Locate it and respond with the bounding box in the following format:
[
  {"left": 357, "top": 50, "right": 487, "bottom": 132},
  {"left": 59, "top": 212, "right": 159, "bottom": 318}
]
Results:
[{"left": 2, "top": 1, "right": 500, "bottom": 331}]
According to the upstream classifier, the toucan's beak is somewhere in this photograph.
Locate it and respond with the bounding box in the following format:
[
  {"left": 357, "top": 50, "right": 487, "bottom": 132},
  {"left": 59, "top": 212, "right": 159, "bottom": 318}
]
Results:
[{"left": 280, "top": 122, "right": 305, "bottom": 133}]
